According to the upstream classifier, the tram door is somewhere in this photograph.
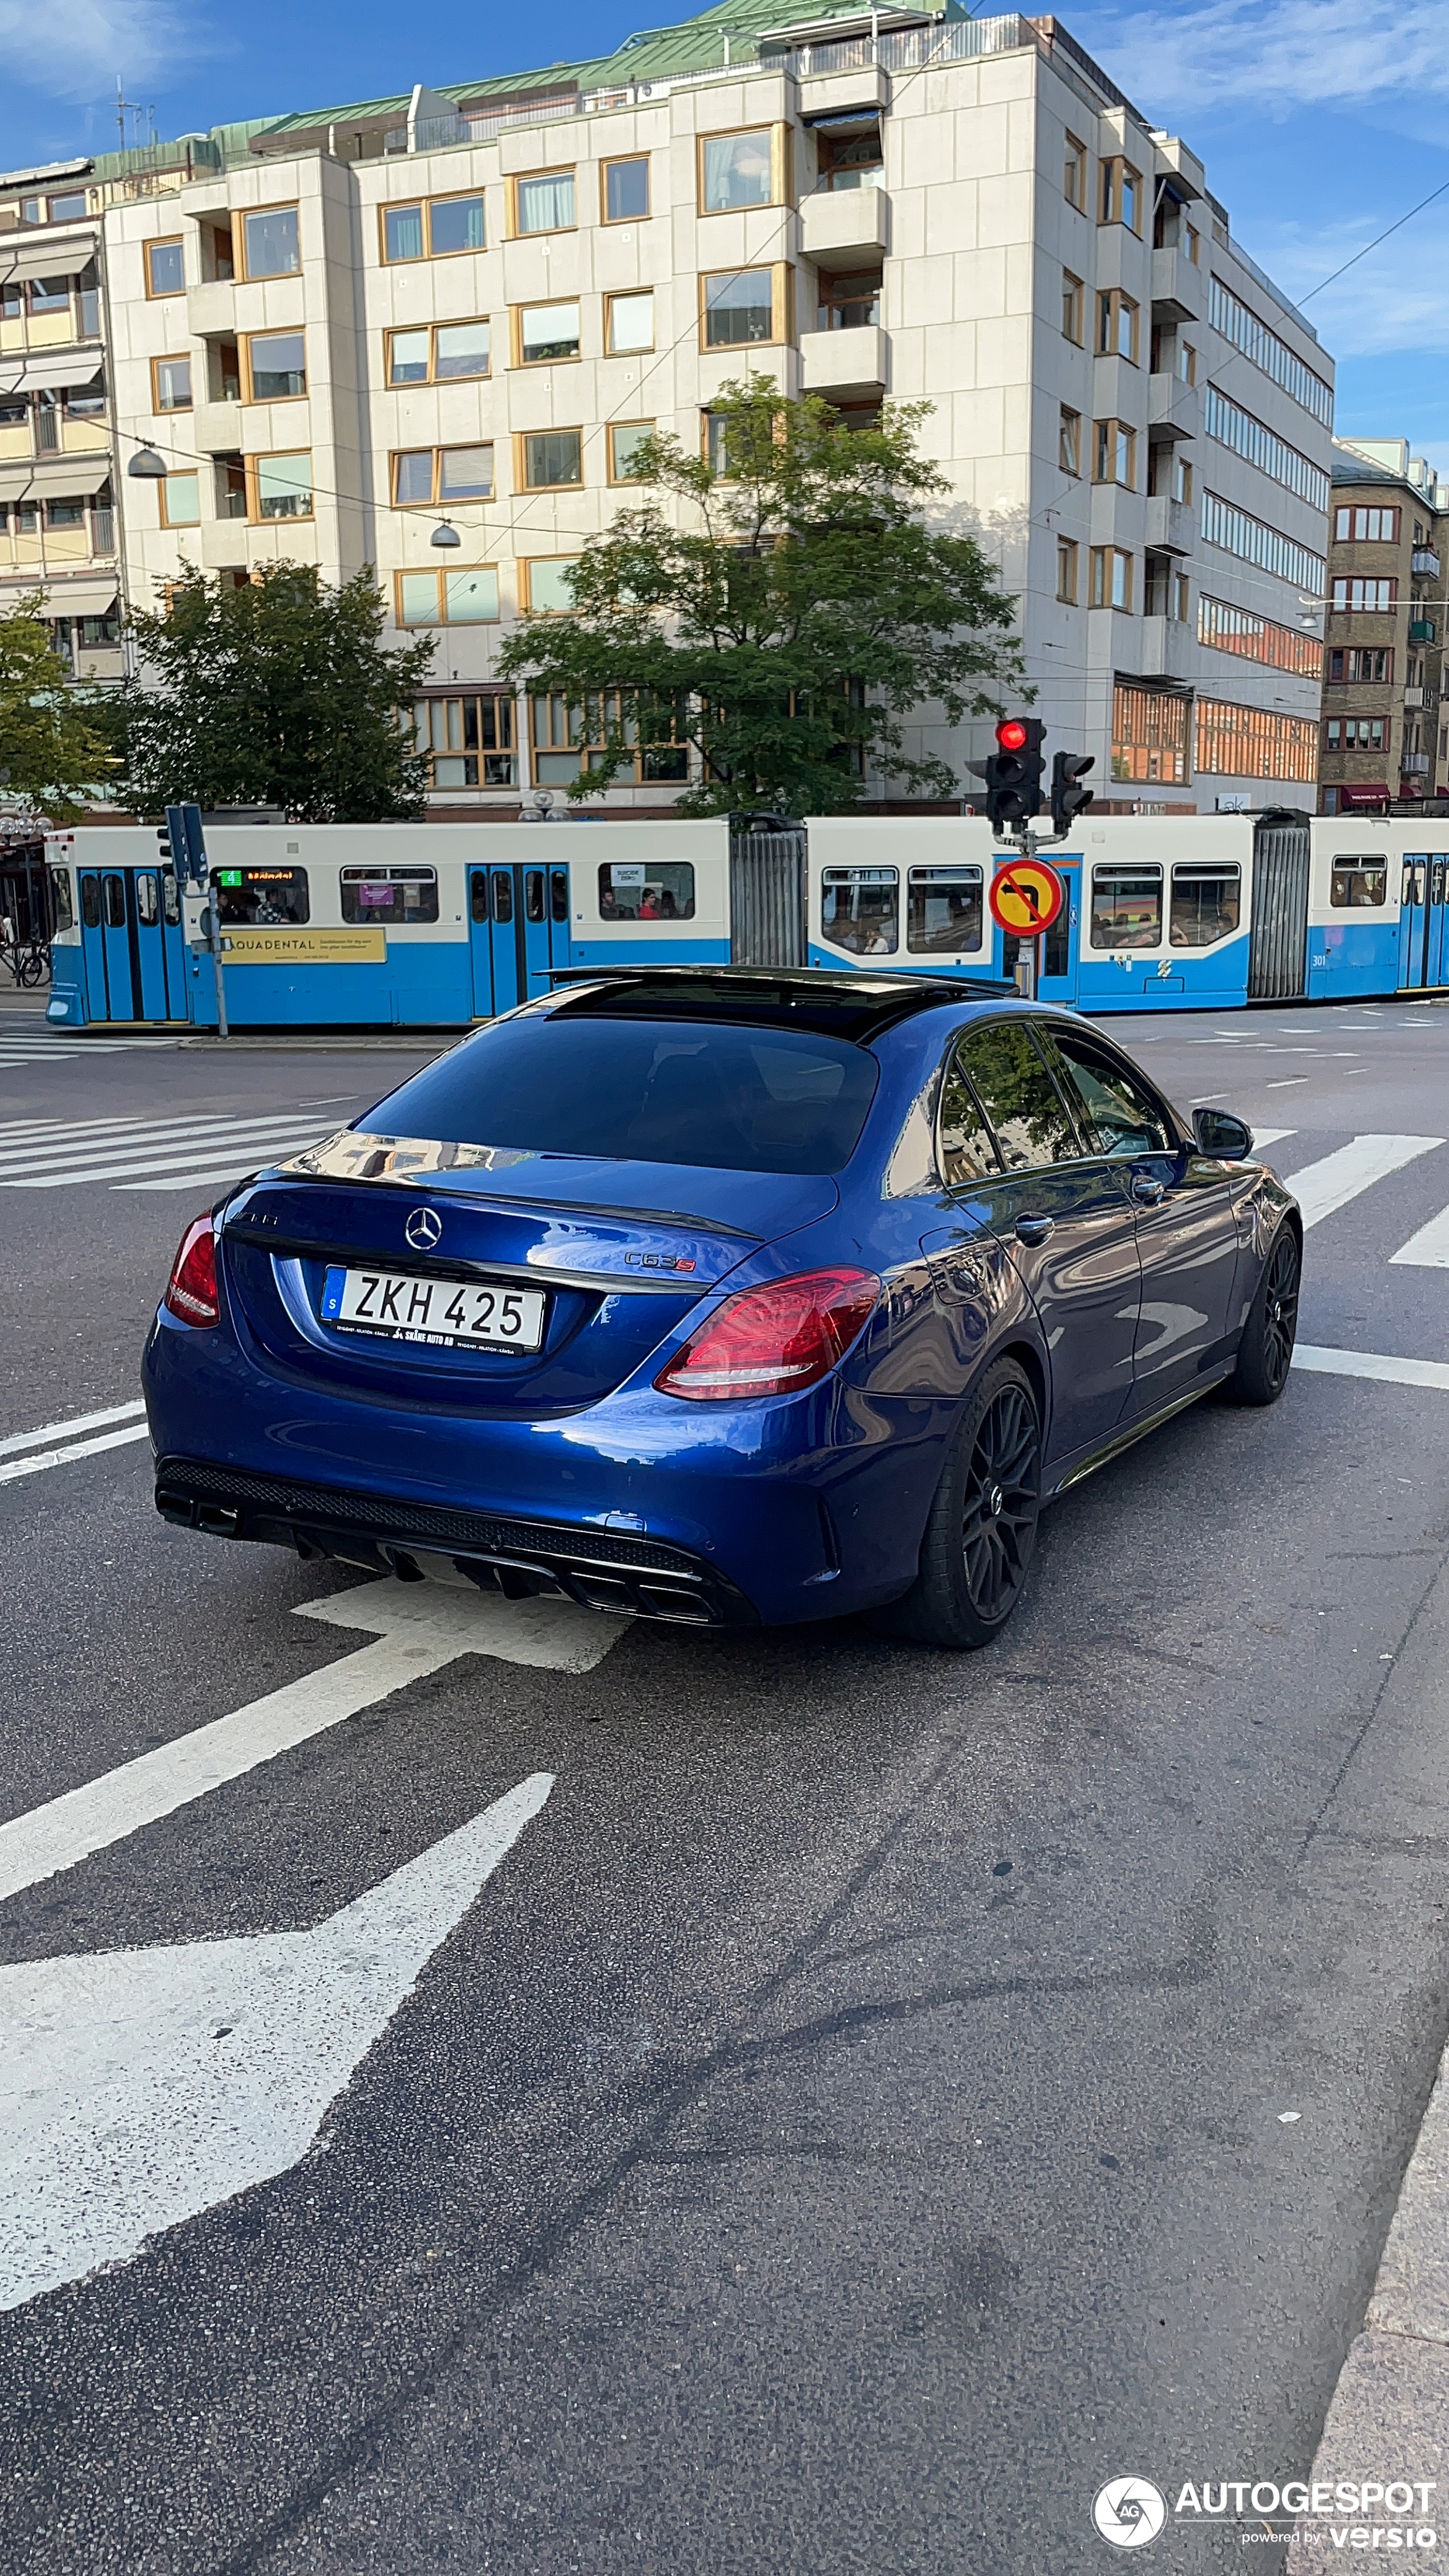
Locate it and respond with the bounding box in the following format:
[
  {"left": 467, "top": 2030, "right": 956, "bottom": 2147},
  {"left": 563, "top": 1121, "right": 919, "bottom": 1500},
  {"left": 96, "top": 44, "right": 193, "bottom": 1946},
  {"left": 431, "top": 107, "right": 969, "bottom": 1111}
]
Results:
[
  {"left": 1023, "top": 857, "right": 1080, "bottom": 1005},
  {"left": 1398, "top": 854, "right": 1448, "bottom": 989},
  {"left": 468, "top": 863, "right": 571, "bottom": 1016},
  {"left": 76, "top": 866, "right": 188, "bottom": 1022}
]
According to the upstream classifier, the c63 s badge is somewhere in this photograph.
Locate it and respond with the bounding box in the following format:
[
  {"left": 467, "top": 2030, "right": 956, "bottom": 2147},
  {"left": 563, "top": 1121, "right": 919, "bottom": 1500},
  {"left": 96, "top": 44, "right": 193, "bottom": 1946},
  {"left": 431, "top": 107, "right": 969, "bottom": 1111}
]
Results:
[{"left": 624, "top": 1251, "right": 697, "bottom": 1272}]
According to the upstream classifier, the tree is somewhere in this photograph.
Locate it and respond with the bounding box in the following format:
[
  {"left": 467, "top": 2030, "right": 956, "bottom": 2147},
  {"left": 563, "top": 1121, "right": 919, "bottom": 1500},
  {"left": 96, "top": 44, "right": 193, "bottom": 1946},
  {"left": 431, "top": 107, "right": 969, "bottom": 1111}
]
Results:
[
  {"left": 0, "top": 595, "right": 118, "bottom": 822},
  {"left": 497, "top": 377, "right": 1027, "bottom": 817},
  {"left": 112, "top": 564, "right": 436, "bottom": 822}
]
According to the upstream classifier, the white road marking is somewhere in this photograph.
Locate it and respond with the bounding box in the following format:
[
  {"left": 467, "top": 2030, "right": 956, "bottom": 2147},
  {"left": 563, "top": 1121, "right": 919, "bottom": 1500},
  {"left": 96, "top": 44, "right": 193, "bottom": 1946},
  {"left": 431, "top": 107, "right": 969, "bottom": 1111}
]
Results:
[
  {"left": 1249, "top": 1128, "right": 1297, "bottom": 1154},
  {"left": 0, "top": 1771, "right": 553, "bottom": 2311},
  {"left": 0, "top": 1115, "right": 334, "bottom": 1189},
  {"left": 1293, "top": 1346, "right": 1449, "bottom": 1392},
  {"left": 0, "top": 1578, "right": 624, "bottom": 1906},
  {"left": 1390, "top": 1204, "right": 1449, "bottom": 1269},
  {"left": 0, "top": 1398, "right": 145, "bottom": 1460},
  {"left": 1266, "top": 1078, "right": 1309, "bottom": 1088},
  {"left": 0, "top": 1424, "right": 150, "bottom": 1488},
  {"left": 1281, "top": 1134, "right": 1444, "bottom": 1229}
]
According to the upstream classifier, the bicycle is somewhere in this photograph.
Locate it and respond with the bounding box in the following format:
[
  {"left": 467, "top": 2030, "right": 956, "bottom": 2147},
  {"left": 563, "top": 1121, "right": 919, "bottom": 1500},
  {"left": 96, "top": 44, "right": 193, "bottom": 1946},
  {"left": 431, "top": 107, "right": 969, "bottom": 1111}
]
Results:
[{"left": 0, "top": 935, "right": 49, "bottom": 989}]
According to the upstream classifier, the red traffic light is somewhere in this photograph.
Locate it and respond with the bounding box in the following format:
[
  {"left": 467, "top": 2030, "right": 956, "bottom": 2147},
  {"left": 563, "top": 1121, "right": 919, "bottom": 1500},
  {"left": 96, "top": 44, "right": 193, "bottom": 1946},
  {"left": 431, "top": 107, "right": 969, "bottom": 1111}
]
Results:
[{"left": 995, "top": 718, "right": 1030, "bottom": 752}]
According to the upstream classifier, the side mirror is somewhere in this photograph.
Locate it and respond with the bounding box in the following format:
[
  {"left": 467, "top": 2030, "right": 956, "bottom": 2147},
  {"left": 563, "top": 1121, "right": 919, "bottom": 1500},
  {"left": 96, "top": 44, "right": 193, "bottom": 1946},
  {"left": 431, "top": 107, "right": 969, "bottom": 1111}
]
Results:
[{"left": 1193, "top": 1106, "right": 1253, "bottom": 1160}]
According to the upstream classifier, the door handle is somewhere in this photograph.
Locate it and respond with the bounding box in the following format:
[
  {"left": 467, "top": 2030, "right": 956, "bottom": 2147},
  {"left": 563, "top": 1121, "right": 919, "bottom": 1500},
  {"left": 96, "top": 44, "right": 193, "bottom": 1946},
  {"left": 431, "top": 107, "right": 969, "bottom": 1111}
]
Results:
[
  {"left": 1015, "top": 1214, "right": 1054, "bottom": 1246},
  {"left": 1131, "top": 1174, "right": 1167, "bottom": 1206}
]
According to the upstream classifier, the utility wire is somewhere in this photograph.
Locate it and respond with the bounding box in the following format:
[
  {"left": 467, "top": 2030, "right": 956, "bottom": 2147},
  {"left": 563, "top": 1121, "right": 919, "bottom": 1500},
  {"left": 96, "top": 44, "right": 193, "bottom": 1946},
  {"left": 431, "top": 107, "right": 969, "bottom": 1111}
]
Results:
[{"left": 1299, "top": 173, "right": 1449, "bottom": 306}]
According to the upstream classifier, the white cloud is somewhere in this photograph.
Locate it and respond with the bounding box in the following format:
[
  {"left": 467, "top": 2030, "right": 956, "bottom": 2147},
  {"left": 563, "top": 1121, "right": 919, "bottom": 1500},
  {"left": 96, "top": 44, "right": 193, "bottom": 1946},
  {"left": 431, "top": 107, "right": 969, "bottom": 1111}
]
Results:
[
  {"left": 1078, "top": 0, "right": 1449, "bottom": 120},
  {"left": 0, "top": 0, "right": 203, "bottom": 104},
  {"left": 1240, "top": 209, "right": 1449, "bottom": 355}
]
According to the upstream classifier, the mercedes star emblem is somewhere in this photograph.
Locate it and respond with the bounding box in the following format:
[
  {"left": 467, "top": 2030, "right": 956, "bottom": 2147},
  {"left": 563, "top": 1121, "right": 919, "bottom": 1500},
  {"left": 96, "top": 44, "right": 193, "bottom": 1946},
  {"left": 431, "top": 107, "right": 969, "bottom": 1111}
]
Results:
[{"left": 404, "top": 1206, "right": 443, "bottom": 1251}]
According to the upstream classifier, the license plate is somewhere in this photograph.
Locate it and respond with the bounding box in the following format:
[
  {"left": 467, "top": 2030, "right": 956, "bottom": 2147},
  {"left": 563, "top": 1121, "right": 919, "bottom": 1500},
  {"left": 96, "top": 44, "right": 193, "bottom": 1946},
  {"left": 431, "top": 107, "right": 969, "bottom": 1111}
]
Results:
[{"left": 319, "top": 1265, "right": 547, "bottom": 1352}]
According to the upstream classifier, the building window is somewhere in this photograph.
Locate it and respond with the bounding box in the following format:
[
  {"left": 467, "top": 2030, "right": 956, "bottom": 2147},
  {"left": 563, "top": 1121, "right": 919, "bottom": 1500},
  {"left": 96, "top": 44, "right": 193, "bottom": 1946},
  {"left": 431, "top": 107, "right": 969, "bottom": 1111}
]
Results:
[
  {"left": 1204, "top": 387, "right": 1329, "bottom": 512},
  {"left": 1325, "top": 717, "right": 1385, "bottom": 752},
  {"left": 816, "top": 121, "right": 882, "bottom": 190},
  {"left": 699, "top": 127, "right": 782, "bottom": 213},
  {"left": 151, "top": 355, "right": 192, "bottom": 412},
  {"left": 159, "top": 472, "right": 200, "bottom": 528},
  {"left": 49, "top": 190, "right": 87, "bottom": 221},
  {"left": 241, "top": 206, "right": 300, "bottom": 280},
  {"left": 1334, "top": 504, "right": 1399, "bottom": 543},
  {"left": 1201, "top": 491, "right": 1325, "bottom": 594},
  {"left": 1111, "top": 684, "right": 1187, "bottom": 781},
  {"left": 518, "top": 428, "right": 583, "bottom": 491},
  {"left": 609, "top": 420, "right": 654, "bottom": 482},
  {"left": 412, "top": 692, "right": 516, "bottom": 787},
  {"left": 244, "top": 331, "right": 306, "bottom": 401},
  {"left": 392, "top": 444, "right": 495, "bottom": 505},
  {"left": 1099, "top": 158, "right": 1141, "bottom": 232},
  {"left": 1195, "top": 698, "right": 1318, "bottom": 781},
  {"left": 145, "top": 237, "right": 184, "bottom": 297},
  {"left": 515, "top": 299, "right": 581, "bottom": 364},
  {"left": 428, "top": 193, "right": 485, "bottom": 255},
  {"left": 700, "top": 266, "right": 786, "bottom": 349},
  {"left": 603, "top": 155, "right": 650, "bottom": 222},
  {"left": 529, "top": 692, "right": 690, "bottom": 787},
  {"left": 523, "top": 557, "right": 582, "bottom": 612},
  {"left": 1096, "top": 289, "right": 1138, "bottom": 362},
  {"left": 1062, "top": 270, "right": 1083, "bottom": 344},
  {"left": 1327, "top": 646, "right": 1393, "bottom": 683},
  {"left": 1331, "top": 577, "right": 1396, "bottom": 613},
  {"left": 1057, "top": 536, "right": 1078, "bottom": 603},
  {"left": 67, "top": 373, "right": 107, "bottom": 422},
  {"left": 46, "top": 497, "right": 85, "bottom": 528},
  {"left": 1094, "top": 419, "right": 1135, "bottom": 487},
  {"left": 816, "top": 270, "right": 881, "bottom": 330},
  {"left": 605, "top": 290, "right": 654, "bottom": 354},
  {"left": 1208, "top": 277, "right": 1333, "bottom": 426},
  {"left": 1059, "top": 406, "right": 1081, "bottom": 475},
  {"left": 1172, "top": 454, "right": 1192, "bottom": 505},
  {"left": 395, "top": 567, "right": 500, "bottom": 626},
  {"left": 1064, "top": 135, "right": 1087, "bottom": 210},
  {"left": 703, "top": 412, "right": 732, "bottom": 475},
  {"left": 1090, "top": 548, "right": 1135, "bottom": 611},
  {"left": 1185, "top": 222, "right": 1200, "bottom": 263},
  {"left": 1198, "top": 596, "right": 1323, "bottom": 678},
  {"left": 249, "top": 451, "right": 313, "bottom": 521},
  {"left": 386, "top": 321, "right": 490, "bottom": 386},
  {"left": 512, "top": 170, "right": 576, "bottom": 236}
]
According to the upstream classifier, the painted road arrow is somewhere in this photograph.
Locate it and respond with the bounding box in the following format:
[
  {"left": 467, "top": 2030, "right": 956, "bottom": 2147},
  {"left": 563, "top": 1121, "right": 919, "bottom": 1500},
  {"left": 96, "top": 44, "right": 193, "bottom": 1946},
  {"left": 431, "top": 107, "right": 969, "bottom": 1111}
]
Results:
[{"left": 0, "top": 1773, "right": 553, "bottom": 2312}]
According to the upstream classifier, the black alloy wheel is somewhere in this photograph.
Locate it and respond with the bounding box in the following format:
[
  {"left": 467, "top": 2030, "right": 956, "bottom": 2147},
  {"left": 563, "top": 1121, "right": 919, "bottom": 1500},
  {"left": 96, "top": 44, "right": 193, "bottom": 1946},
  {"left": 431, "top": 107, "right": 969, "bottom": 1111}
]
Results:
[
  {"left": 1226, "top": 1221, "right": 1301, "bottom": 1407},
  {"left": 878, "top": 1355, "right": 1043, "bottom": 1649}
]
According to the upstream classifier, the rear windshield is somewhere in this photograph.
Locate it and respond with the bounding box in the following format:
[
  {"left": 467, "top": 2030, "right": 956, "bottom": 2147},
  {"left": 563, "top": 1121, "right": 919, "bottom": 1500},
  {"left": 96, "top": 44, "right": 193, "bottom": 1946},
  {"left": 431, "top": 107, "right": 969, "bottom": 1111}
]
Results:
[{"left": 363, "top": 1015, "right": 880, "bottom": 1175}]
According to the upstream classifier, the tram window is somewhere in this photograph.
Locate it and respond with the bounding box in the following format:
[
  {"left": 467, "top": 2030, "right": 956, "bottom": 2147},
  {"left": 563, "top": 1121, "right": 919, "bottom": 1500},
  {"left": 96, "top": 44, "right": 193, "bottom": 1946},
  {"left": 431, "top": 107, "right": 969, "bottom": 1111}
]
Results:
[
  {"left": 48, "top": 865, "right": 74, "bottom": 931},
  {"left": 524, "top": 870, "right": 545, "bottom": 924},
  {"left": 103, "top": 876, "right": 126, "bottom": 929},
  {"left": 821, "top": 865, "right": 898, "bottom": 955},
  {"left": 550, "top": 868, "right": 569, "bottom": 923},
  {"left": 1169, "top": 863, "right": 1240, "bottom": 947},
  {"left": 492, "top": 871, "right": 513, "bottom": 924},
  {"left": 470, "top": 871, "right": 488, "bottom": 924},
  {"left": 136, "top": 872, "right": 160, "bottom": 926},
  {"left": 907, "top": 865, "right": 982, "bottom": 954},
  {"left": 213, "top": 866, "right": 310, "bottom": 926},
  {"left": 162, "top": 874, "right": 181, "bottom": 925},
  {"left": 597, "top": 861, "right": 695, "bottom": 922},
  {"left": 339, "top": 865, "right": 438, "bottom": 925},
  {"left": 1330, "top": 859, "right": 1389, "bottom": 909},
  {"left": 1402, "top": 859, "right": 1427, "bottom": 905},
  {"left": 80, "top": 876, "right": 101, "bottom": 930},
  {"left": 1434, "top": 860, "right": 1447, "bottom": 904},
  {"left": 1090, "top": 865, "right": 1161, "bottom": 949}
]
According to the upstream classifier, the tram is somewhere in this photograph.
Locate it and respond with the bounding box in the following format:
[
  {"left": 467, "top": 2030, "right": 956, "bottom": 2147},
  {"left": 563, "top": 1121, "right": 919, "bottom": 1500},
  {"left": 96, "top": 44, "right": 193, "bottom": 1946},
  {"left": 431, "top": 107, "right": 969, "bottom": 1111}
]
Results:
[{"left": 42, "top": 808, "right": 1447, "bottom": 1033}]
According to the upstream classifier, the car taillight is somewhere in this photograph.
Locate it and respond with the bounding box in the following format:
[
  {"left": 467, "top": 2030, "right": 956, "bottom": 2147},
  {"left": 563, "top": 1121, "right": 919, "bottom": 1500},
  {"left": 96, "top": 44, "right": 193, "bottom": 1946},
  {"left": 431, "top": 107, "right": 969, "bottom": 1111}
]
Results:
[
  {"left": 654, "top": 1266, "right": 880, "bottom": 1402},
  {"left": 163, "top": 1214, "right": 220, "bottom": 1327}
]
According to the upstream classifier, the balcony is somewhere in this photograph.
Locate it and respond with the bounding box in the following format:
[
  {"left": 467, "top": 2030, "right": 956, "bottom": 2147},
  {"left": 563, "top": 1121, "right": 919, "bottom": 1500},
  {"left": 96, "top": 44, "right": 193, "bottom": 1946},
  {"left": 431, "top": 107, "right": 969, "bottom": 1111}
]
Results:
[
  {"left": 799, "top": 323, "right": 888, "bottom": 398},
  {"left": 1402, "top": 686, "right": 1426, "bottom": 710},
  {"left": 1410, "top": 619, "right": 1436, "bottom": 643},
  {"left": 1144, "top": 494, "right": 1193, "bottom": 556},
  {"left": 1412, "top": 548, "right": 1440, "bottom": 579},
  {"left": 1148, "top": 372, "right": 1198, "bottom": 440},
  {"left": 1136, "top": 617, "right": 1196, "bottom": 682},
  {"left": 1150, "top": 244, "right": 1204, "bottom": 326},
  {"left": 192, "top": 400, "right": 244, "bottom": 454},
  {"left": 800, "top": 184, "right": 888, "bottom": 264},
  {"left": 798, "top": 65, "right": 890, "bottom": 119},
  {"left": 1401, "top": 750, "right": 1431, "bottom": 776},
  {"left": 187, "top": 282, "right": 237, "bottom": 338}
]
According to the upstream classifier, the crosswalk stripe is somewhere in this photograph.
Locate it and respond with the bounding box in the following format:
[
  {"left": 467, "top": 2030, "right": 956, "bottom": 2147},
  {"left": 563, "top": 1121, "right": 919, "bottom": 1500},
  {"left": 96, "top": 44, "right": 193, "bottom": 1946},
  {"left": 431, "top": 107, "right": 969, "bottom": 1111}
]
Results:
[
  {"left": 2, "top": 1131, "right": 330, "bottom": 1189},
  {"left": 0, "top": 1115, "right": 331, "bottom": 1176},
  {"left": 0, "top": 1424, "right": 151, "bottom": 1488},
  {"left": 1281, "top": 1134, "right": 1444, "bottom": 1230},
  {"left": 1389, "top": 1204, "right": 1449, "bottom": 1269},
  {"left": 0, "top": 1399, "right": 146, "bottom": 1460},
  {"left": 1293, "top": 1345, "right": 1449, "bottom": 1392}
]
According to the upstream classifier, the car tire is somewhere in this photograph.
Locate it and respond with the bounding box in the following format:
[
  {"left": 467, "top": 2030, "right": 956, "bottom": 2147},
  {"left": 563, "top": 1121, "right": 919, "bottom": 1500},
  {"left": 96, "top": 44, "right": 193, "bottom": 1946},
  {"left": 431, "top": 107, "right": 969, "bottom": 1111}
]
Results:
[
  {"left": 878, "top": 1356, "right": 1043, "bottom": 1649},
  {"left": 1225, "top": 1220, "right": 1300, "bottom": 1407}
]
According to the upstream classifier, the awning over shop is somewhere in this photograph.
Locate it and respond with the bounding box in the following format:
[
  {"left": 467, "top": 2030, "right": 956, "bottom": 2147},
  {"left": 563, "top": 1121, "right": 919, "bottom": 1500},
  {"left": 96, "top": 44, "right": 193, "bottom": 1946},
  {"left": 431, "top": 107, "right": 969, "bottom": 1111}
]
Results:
[
  {"left": 0, "top": 233, "right": 98, "bottom": 283},
  {"left": 0, "top": 452, "right": 112, "bottom": 502},
  {"left": 8, "top": 350, "right": 104, "bottom": 393}
]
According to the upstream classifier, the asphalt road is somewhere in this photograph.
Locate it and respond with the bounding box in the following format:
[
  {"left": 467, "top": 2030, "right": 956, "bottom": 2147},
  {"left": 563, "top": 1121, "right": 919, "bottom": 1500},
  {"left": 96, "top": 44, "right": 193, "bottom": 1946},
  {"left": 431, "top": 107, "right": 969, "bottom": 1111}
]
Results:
[{"left": 3, "top": 990, "right": 1449, "bottom": 2575}]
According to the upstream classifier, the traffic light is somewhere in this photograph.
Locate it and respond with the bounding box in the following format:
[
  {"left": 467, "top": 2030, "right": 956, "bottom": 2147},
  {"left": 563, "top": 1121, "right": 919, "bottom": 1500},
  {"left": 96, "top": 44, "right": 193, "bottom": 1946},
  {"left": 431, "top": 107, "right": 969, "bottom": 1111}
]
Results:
[
  {"left": 161, "top": 802, "right": 207, "bottom": 886},
  {"left": 968, "top": 716, "right": 1046, "bottom": 833},
  {"left": 1050, "top": 751, "right": 1095, "bottom": 836}
]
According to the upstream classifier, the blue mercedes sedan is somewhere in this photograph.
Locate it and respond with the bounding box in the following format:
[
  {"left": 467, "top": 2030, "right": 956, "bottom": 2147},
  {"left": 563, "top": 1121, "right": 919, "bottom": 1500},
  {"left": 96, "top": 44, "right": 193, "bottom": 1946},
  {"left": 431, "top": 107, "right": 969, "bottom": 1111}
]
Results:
[{"left": 143, "top": 968, "right": 1301, "bottom": 1648}]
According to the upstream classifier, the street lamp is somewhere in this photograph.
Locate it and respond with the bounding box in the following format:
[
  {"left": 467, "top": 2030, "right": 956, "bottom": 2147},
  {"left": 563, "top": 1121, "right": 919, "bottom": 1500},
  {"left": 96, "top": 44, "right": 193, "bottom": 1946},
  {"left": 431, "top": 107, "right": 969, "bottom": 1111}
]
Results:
[
  {"left": 430, "top": 520, "right": 461, "bottom": 549},
  {"left": 127, "top": 443, "right": 166, "bottom": 479}
]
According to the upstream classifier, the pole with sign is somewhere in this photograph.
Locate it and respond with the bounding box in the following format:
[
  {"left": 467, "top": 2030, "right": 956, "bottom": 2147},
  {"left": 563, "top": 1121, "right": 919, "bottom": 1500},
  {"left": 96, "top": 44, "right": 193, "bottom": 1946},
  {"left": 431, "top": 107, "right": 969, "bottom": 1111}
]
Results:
[
  {"left": 163, "top": 803, "right": 228, "bottom": 1039},
  {"left": 988, "top": 855, "right": 1065, "bottom": 999}
]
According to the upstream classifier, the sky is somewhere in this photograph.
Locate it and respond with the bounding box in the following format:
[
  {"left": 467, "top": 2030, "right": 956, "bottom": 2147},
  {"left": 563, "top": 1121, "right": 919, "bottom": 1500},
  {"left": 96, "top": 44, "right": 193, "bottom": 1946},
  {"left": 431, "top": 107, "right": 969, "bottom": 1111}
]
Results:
[{"left": 2, "top": 0, "right": 1446, "bottom": 475}]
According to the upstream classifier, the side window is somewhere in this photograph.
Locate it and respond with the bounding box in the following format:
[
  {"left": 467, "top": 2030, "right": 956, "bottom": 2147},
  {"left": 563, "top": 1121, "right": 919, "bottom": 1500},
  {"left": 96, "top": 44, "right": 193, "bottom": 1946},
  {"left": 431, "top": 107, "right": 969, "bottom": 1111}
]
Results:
[
  {"left": 821, "top": 866, "right": 898, "bottom": 955},
  {"left": 339, "top": 866, "right": 439, "bottom": 925},
  {"left": 598, "top": 861, "right": 695, "bottom": 921},
  {"left": 49, "top": 865, "right": 75, "bottom": 931},
  {"left": 1090, "top": 865, "right": 1162, "bottom": 950},
  {"left": 162, "top": 874, "right": 181, "bottom": 926},
  {"left": 1048, "top": 1033, "right": 1172, "bottom": 1157},
  {"left": 1330, "top": 859, "right": 1387, "bottom": 910},
  {"left": 80, "top": 875, "right": 102, "bottom": 929},
  {"left": 492, "top": 870, "right": 513, "bottom": 925},
  {"left": 136, "top": 872, "right": 160, "bottom": 926},
  {"left": 949, "top": 1024, "right": 1081, "bottom": 1172},
  {"left": 103, "top": 875, "right": 126, "bottom": 929},
  {"left": 469, "top": 869, "right": 488, "bottom": 924},
  {"left": 213, "top": 866, "right": 310, "bottom": 926},
  {"left": 908, "top": 865, "right": 983, "bottom": 954},
  {"left": 550, "top": 868, "right": 569, "bottom": 924},
  {"left": 1169, "top": 864, "right": 1240, "bottom": 948},
  {"left": 937, "top": 1046, "right": 1002, "bottom": 1186}
]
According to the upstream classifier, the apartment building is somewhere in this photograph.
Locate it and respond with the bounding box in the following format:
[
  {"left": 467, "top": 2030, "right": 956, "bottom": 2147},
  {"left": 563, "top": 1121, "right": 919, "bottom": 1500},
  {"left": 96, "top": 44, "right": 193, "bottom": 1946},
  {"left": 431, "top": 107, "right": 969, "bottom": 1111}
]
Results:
[
  {"left": 100, "top": 0, "right": 1333, "bottom": 817},
  {"left": 1319, "top": 439, "right": 1448, "bottom": 816}
]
